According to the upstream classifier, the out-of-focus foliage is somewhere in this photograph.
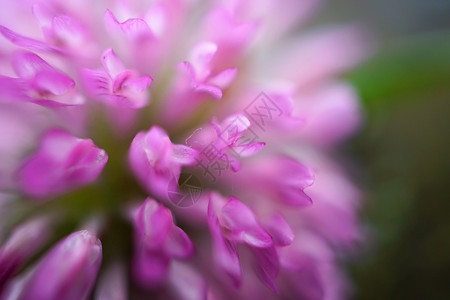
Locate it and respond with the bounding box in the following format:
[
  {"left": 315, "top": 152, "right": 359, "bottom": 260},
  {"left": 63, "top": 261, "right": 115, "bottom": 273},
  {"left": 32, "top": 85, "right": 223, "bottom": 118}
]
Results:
[{"left": 319, "top": 0, "right": 450, "bottom": 299}]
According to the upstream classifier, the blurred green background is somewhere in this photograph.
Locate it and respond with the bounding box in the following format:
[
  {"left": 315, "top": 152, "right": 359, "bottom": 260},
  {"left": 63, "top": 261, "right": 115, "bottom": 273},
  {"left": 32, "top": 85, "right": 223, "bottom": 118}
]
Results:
[{"left": 317, "top": 1, "right": 450, "bottom": 299}]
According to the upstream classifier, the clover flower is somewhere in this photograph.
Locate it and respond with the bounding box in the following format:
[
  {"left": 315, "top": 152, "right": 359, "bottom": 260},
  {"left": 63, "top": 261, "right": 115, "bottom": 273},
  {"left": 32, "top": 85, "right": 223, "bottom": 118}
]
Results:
[{"left": 0, "top": 0, "right": 368, "bottom": 299}]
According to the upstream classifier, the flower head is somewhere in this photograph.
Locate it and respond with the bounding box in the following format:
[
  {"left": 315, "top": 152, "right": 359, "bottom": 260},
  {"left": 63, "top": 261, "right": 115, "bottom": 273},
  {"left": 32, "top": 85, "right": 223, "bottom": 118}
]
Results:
[{"left": 0, "top": 0, "right": 367, "bottom": 299}]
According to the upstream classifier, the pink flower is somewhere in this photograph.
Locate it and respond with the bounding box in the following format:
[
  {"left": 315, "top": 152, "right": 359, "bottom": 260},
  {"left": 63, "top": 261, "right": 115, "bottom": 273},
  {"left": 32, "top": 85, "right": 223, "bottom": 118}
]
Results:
[{"left": 0, "top": 0, "right": 368, "bottom": 299}]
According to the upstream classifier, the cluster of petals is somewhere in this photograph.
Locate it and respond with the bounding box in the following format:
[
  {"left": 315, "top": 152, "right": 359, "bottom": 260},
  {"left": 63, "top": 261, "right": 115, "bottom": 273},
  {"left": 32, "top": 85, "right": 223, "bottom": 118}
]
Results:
[
  {"left": 0, "top": 0, "right": 368, "bottom": 299},
  {"left": 132, "top": 198, "right": 194, "bottom": 287}
]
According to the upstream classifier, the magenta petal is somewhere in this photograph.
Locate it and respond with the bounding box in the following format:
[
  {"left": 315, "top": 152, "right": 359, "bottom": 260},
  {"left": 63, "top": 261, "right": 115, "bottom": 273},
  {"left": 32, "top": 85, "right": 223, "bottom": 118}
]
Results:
[
  {"left": 112, "top": 70, "right": 134, "bottom": 93},
  {"left": 11, "top": 52, "right": 80, "bottom": 105},
  {"left": 101, "top": 48, "right": 126, "bottom": 79},
  {"left": 104, "top": 10, "right": 153, "bottom": 41},
  {"left": 274, "top": 157, "right": 315, "bottom": 206},
  {"left": 129, "top": 126, "right": 196, "bottom": 198},
  {"left": 31, "top": 70, "right": 75, "bottom": 96},
  {"left": 251, "top": 246, "right": 280, "bottom": 294},
  {"left": 94, "top": 263, "right": 127, "bottom": 300},
  {"left": 172, "top": 144, "right": 198, "bottom": 165},
  {"left": 164, "top": 226, "right": 194, "bottom": 259},
  {"left": 0, "top": 76, "right": 30, "bottom": 102},
  {"left": 128, "top": 132, "right": 151, "bottom": 191},
  {"left": 208, "top": 67, "right": 237, "bottom": 88},
  {"left": 220, "top": 114, "right": 251, "bottom": 145},
  {"left": 232, "top": 142, "right": 265, "bottom": 157},
  {"left": 207, "top": 196, "right": 242, "bottom": 286},
  {"left": 63, "top": 139, "right": 108, "bottom": 184},
  {"left": 0, "top": 25, "right": 61, "bottom": 53},
  {"left": 264, "top": 214, "right": 294, "bottom": 247},
  {"left": 299, "top": 82, "right": 362, "bottom": 146},
  {"left": 12, "top": 52, "right": 53, "bottom": 79},
  {"left": 0, "top": 217, "right": 50, "bottom": 288},
  {"left": 220, "top": 196, "right": 272, "bottom": 248},
  {"left": 141, "top": 126, "right": 173, "bottom": 169},
  {"left": 81, "top": 68, "right": 110, "bottom": 96},
  {"left": 189, "top": 41, "right": 217, "bottom": 76},
  {"left": 31, "top": 3, "right": 53, "bottom": 30},
  {"left": 82, "top": 51, "right": 151, "bottom": 109},
  {"left": 177, "top": 61, "right": 196, "bottom": 83},
  {"left": 81, "top": 68, "right": 143, "bottom": 107},
  {"left": 167, "top": 262, "right": 207, "bottom": 300},
  {"left": 122, "top": 75, "right": 153, "bottom": 93},
  {"left": 20, "top": 230, "right": 102, "bottom": 300},
  {"left": 135, "top": 199, "right": 173, "bottom": 248},
  {"left": 51, "top": 14, "right": 86, "bottom": 46},
  {"left": 132, "top": 248, "right": 170, "bottom": 288},
  {"left": 18, "top": 129, "right": 108, "bottom": 199},
  {"left": 195, "top": 82, "right": 223, "bottom": 99},
  {"left": 280, "top": 185, "right": 314, "bottom": 206}
]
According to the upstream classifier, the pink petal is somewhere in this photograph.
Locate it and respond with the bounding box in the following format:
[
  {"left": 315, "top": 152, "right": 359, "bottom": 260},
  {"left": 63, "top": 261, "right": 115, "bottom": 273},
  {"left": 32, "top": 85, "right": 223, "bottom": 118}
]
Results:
[
  {"left": 177, "top": 62, "right": 222, "bottom": 99},
  {"left": 104, "top": 10, "right": 154, "bottom": 41},
  {"left": 81, "top": 68, "right": 111, "bottom": 99},
  {"left": 207, "top": 195, "right": 242, "bottom": 286},
  {"left": 251, "top": 246, "right": 280, "bottom": 294},
  {"left": 83, "top": 51, "right": 151, "bottom": 109},
  {"left": 20, "top": 230, "right": 102, "bottom": 300},
  {"left": 0, "top": 76, "right": 30, "bottom": 102},
  {"left": 298, "top": 82, "right": 362, "bottom": 146},
  {"left": 172, "top": 144, "right": 198, "bottom": 165},
  {"left": 18, "top": 129, "right": 108, "bottom": 199},
  {"left": 51, "top": 14, "right": 87, "bottom": 46},
  {"left": 220, "top": 197, "right": 272, "bottom": 248},
  {"left": 164, "top": 226, "right": 194, "bottom": 259},
  {"left": 31, "top": 3, "right": 53, "bottom": 30},
  {"left": 94, "top": 263, "right": 127, "bottom": 300},
  {"left": 112, "top": 71, "right": 133, "bottom": 93},
  {"left": 135, "top": 199, "right": 173, "bottom": 248},
  {"left": 208, "top": 67, "right": 237, "bottom": 88},
  {"left": 189, "top": 41, "right": 217, "bottom": 79},
  {"left": 62, "top": 139, "right": 108, "bottom": 184},
  {"left": 227, "top": 155, "right": 241, "bottom": 172},
  {"left": 83, "top": 69, "right": 148, "bottom": 108},
  {"left": 144, "top": 3, "right": 168, "bottom": 37},
  {"left": 31, "top": 70, "right": 75, "bottom": 96},
  {"left": 129, "top": 126, "right": 193, "bottom": 198},
  {"left": 273, "top": 156, "right": 315, "bottom": 206},
  {"left": 0, "top": 25, "right": 61, "bottom": 54},
  {"left": 12, "top": 52, "right": 53, "bottom": 79},
  {"left": 10, "top": 52, "right": 79, "bottom": 105},
  {"left": 132, "top": 248, "right": 170, "bottom": 288},
  {"left": 264, "top": 214, "right": 294, "bottom": 247},
  {"left": 194, "top": 82, "right": 223, "bottom": 99},
  {"left": 279, "top": 184, "right": 313, "bottom": 206},
  {"left": 81, "top": 69, "right": 142, "bottom": 109},
  {"left": 203, "top": 8, "right": 258, "bottom": 70},
  {"left": 0, "top": 217, "right": 50, "bottom": 288},
  {"left": 275, "top": 26, "right": 370, "bottom": 87},
  {"left": 167, "top": 262, "right": 207, "bottom": 300},
  {"left": 217, "top": 114, "right": 251, "bottom": 146},
  {"left": 143, "top": 126, "right": 173, "bottom": 165},
  {"left": 232, "top": 141, "right": 265, "bottom": 157},
  {"left": 122, "top": 75, "right": 152, "bottom": 93},
  {"left": 101, "top": 48, "right": 126, "bottom": 79}
]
